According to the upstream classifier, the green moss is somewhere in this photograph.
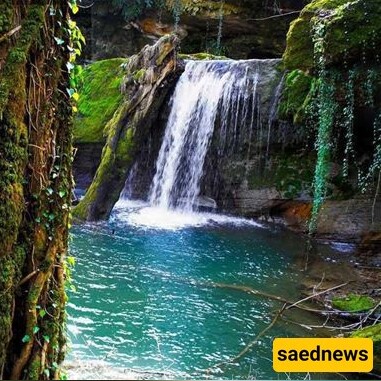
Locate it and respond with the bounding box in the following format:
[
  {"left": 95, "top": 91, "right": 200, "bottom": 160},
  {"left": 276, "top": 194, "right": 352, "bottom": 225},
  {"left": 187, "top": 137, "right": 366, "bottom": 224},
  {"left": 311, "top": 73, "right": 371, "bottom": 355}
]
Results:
[
  {"left": 0, "top": 0, "right": 13, "bottom": 35},
  {"left": 73, "top": 101, "right": 134, "bottom": 220},
  {"left": 166, "top": 0, "right": 240, "bottom": 17},
  {"left": 0, "top": 4, "right": 44, "bottom": 113},
  {"left": 245, "top": 152, "right": 315, "bottom": 198},
  {"left": 179, "top": 52, "right": 229, "bottom": 61},
  {"left": 283, "top": 0, "right": 381, "bottom": 71},
  {"left": 73, "top": 58, "right": 126, "bottom": 144},
  {"left": 351, "top": 322, "right": 381, "bottom": 372},
  {"left": 0, "top": 247, "right": 26, "bottom": 368},
  {"left": 28, "top": 356, "right": 41, "bottom": 380},
  {"left": 132, "top": 68, "right": 146, "bottom": 82},
  {"left": 351, "top": 323, "right": 381, "bottom": 341},
  {"left": 332, "top": 293, "right": 376, "bottom": 312},
  {"left": 278, "top": 70, "right": 314, "bottom": 124}
]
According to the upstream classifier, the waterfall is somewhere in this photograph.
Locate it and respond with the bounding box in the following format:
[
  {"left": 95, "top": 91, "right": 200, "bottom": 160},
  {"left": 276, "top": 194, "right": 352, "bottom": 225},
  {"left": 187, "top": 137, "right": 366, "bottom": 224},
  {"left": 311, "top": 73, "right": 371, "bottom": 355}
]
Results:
[{"left": 148, "top": 59, "right": 281, "bottom": 212}]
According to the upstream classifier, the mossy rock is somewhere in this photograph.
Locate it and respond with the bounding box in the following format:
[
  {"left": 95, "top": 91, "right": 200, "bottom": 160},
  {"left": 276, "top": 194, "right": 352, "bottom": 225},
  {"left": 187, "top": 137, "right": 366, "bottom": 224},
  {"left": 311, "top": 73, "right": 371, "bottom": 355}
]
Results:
[
  {"left": 351, "top": 323, "right": 381, "bottom": 372},
  {"left": 73, "top": 58, "right": 127, "bottom": 144},
  {"left": 283, "top": 0, "right": 381, "bottom": 71},
  {"left": 178, "top": 52, "right": 229, "bottom": 61},
  {"left": 166, "top": 0, "right": 241, "bottom": 18},
  {"left": 278, "top": 69, "right": 315, "bottom": 124},
  {"left": 351, "top": 323, "right": 381, "bottom": 341},
  {"left": 332, "top": 293, "right": 376, "bottom": 312}
]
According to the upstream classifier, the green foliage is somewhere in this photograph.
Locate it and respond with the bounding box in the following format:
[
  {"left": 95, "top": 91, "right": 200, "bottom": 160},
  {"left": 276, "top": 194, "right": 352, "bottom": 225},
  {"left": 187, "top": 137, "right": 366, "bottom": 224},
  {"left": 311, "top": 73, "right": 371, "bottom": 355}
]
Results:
[
  {"left": 332, "top": 293, "right": 376, "bottom": 312},
  {"left": 282, "top": 0, "right": 381, "bottom": 232},
  {"left": 309, "top": 18, "right": 337, "bottom": 232},
  {"left": 178, "top": 52, "right": 228, "bottom": 60},
  {"left": 73, "top": 58, "right": 126, "bottom": 144},
  {"left": 358, "top": 111, "right": 381, "bottom": 192},
  {"left": 351, "top": 323, "right": 381, "bottom": 341},
  {"left": 278, "top": 70, "right": 314, "bottom": 124},
  {"left": 275, "top": 154, "right": 315, "bottom": 198},
  {"left": 284, "top": 0, "right": 381, "bottom": 71},
  {"left": 112, "top": 0, "right": 165, "bottom": 21},
  {"left": 73, "top": 102, "right": 134, "bottom": 220}
]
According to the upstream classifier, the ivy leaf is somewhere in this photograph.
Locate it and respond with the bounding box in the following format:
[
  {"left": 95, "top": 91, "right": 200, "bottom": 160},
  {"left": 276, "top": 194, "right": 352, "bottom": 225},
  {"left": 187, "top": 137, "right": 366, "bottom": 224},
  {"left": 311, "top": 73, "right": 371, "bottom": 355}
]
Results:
[
  {"left": 33, "top": 326, "right": 40, "bottom": 334},
  {"left": 66, "top": 62, "right": 75, "bottom": 72},
  {"left": 22, "top": 335, "right": 30, "bottom": 343},
  {"left": 71, "top": 4, "right": 79, "bottom": 14},
  {"left": 43, "top": 335, "right": 50, "bottom": 343},
  {"left": 54, "top": 37, "right": 64, "bottom": 45},
  {"left": 72, "top": 92, "right": 79, "bottom": 101},
  {"left": 58, "top": 190, "right": 66, "bottom": 198},
  {"left": 67, "top": 256, "right": 76, "bottom": 266},
  {"left": 39, "top": 309, "right": 47, "bottom": 318},
  {"left": 46, "top": 187, "right": 54, "bottom": 195}
]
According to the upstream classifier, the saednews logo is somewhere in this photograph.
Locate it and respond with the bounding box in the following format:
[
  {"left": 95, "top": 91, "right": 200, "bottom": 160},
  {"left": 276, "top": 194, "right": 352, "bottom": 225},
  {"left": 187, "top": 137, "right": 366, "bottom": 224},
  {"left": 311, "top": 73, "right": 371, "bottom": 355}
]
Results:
[{"left": 273, "top": 338, "right": 373, "bottom": 373}]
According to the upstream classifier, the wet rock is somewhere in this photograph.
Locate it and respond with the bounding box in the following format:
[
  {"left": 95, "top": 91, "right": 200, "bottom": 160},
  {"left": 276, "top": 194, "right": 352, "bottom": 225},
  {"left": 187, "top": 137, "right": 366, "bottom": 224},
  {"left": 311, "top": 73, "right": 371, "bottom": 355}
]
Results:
[
  {"left": 75, "top": 0, "right": 305, "bottom": 60},
  {"left": 74, "top": 35, "right": 184, "bottom": 221}
]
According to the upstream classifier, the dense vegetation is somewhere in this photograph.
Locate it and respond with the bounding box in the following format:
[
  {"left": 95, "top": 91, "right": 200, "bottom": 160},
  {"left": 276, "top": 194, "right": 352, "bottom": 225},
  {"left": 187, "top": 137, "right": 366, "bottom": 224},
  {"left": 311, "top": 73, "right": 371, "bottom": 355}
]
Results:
[{"left": 0, "top": 1, "right": 77, "bottom": 379}]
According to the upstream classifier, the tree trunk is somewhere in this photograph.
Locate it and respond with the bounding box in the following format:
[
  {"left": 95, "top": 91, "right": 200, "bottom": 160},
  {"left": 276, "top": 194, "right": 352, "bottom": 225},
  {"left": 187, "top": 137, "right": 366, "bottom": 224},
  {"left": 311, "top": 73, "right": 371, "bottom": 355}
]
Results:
[{"left": 0, "top": 0, "right": 72, "bottom": 379}]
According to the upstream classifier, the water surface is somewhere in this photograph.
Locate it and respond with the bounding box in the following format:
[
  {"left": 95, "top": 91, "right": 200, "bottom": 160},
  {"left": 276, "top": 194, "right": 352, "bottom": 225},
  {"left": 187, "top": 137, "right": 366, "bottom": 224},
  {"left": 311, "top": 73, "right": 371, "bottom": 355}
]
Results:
[{"left": 67, "top": 204, "right": 339, "bottom": 379}]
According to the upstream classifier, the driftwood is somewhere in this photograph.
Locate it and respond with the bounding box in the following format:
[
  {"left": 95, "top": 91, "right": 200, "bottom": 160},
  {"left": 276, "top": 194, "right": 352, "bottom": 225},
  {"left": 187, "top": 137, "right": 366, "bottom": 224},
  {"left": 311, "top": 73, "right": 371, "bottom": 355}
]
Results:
[
  {"left": 204, "top": 283, "right": 349, "bottom": 373},
  {"left": 193, "top": 279, "right": 348, "bottom": 314}
]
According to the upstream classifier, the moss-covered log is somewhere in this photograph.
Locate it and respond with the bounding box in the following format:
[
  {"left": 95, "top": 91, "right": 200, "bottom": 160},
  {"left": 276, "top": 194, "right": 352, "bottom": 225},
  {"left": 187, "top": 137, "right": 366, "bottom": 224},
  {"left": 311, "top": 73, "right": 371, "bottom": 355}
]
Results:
[
  {"left": 0, "top": 1, "right": 72, "bottom": 379},
  {"left": 74, "top": 35, "right": 183, "bottom": 221}
]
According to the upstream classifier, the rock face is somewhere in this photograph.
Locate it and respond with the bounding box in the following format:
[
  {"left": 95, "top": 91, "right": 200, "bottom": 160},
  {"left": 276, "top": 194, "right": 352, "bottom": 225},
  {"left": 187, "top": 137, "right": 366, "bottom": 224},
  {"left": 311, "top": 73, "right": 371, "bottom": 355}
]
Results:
[
  {"left": 72, "top": 0, "right": 381, "bottom": 243},
  {"left": 73, "top": 35, "right": 184, "bottom": 220},
  {"left": 284, "top": 0, "right": 381, "bottom": 71},
  {"left": 75, "top": 0, "right": 306, "bottom": 60},
  {"left": 316, "top": 200, "right": 381, "bottom": 241}
]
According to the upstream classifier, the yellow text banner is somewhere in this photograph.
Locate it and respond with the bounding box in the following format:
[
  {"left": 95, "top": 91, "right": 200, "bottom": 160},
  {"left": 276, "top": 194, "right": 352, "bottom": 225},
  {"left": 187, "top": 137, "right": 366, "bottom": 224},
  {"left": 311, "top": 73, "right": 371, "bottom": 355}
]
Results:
[{"left": 273, "top": 338, "right": 373, "bottom": 373}]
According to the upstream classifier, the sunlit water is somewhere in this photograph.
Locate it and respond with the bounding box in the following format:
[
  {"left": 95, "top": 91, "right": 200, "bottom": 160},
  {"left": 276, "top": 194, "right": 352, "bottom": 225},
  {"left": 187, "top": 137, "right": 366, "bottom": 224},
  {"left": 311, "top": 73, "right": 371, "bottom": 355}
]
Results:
[{"left": 67, "top": 202, "right": 343, "bottom": 379}]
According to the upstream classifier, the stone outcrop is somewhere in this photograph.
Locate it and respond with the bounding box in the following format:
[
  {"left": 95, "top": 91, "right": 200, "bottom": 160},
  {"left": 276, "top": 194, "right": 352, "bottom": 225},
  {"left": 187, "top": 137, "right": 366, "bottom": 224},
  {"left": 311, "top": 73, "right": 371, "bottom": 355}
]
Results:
[
  {"left": 72, "top": 0, "right": 381, "bottom": 244},
  {"left": 75, "top": 0, "right": 306, "bottom": 60},
  {"left": 73, "top": 35, "right": 184, "bottom": 220}
]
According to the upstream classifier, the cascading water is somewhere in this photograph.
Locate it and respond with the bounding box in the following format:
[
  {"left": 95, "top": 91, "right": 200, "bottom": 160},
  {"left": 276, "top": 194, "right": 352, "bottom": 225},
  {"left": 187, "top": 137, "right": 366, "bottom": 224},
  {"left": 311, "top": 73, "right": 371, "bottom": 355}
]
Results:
[
  {"left": 148, "top": 59, "right": 281, "bottom": 212},
  {"left": 114, "top": 58, "right": 282, "bottom": 228}
]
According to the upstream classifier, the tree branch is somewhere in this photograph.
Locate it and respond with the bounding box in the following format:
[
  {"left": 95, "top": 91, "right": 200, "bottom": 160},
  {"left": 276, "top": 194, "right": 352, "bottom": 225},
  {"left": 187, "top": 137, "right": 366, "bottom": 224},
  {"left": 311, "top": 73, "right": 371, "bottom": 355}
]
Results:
[{"left": 0, "top": 25, "right": 21, "bottom": 44}]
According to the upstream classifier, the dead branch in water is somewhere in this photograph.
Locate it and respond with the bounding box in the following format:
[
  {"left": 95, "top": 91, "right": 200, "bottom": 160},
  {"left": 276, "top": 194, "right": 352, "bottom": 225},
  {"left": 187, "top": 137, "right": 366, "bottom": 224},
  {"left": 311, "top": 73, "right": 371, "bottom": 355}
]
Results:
[
  {"left": 199, "top": 280, "right": 348, "bottom": 314},
  {"left": 203, "top": 282, "right": 349, "bottom": 375},
  {"left": 206, "top": 303, "right": 287, "bottom": 374}
]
